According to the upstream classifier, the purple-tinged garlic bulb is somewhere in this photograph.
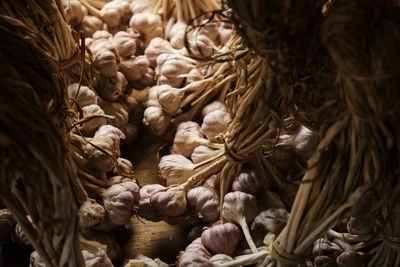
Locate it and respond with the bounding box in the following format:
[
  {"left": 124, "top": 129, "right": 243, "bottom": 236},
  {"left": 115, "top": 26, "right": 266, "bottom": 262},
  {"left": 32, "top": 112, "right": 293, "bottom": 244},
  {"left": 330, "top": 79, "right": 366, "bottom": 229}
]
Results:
[
  {"left": 218, "top": 22, "right": 233, "bottom": 46},
  {"left": 67, "top": 84, "right": 97, "bottom": 108},
  {"left": 112, "top": 31, "right": 137, "bottom": 59},
  {"left": 187, "top": 186, "right": 219, "bottom": 223},
  {"left": 251, "top": 208, "right": 288, "bottom": 236},
  {"left": 185, "top": 237, "right": 212, "bottom": 259},
  {"left": 191, "top": 146, "right": 217, "bottom": 164},
  {"left": 156, "top": 85, "right": 184, "bottom": 115},
  {"left": 145, "top": 38, "right": 176, "bottom": 68},
  {"left": 178, "top": 252, "right": 214, "bottom": 267},
  {"left": 198, "top": 20, "right": 219, "bottom": 44},
  {"left": 129, "top": 13, "right": 163, "bottom": 46},
  {"left": 102, "top": 181, "right": 140, "bottom": 225},
  {"left": 78, "top": 198, "right": 106, "bottom": 228},
  {"left": 172, "top": 121, "right": 217, "bottom": 158},
  {"left": 138, "top": 184, "right": 165, "bottom": 222},
  {"left": 150, "top": 187, "right": 187, "bottom": 217},
  {"left": 113, "top": 157, "right": 133, "bottom": 176},
  {"left": 143, "top": 106, "right": 171, "bottom": 136},
  {"left": 158, "top": 58, "right": 194, "bottom": 88},
  {"left": 232, "top": 171, "right": 263, "bottom": 196},
  {"left": 201, "top": 223, "right": 242, "bottom": 255},
  {"left": 158, "top": 154, "right": 195, "bottom": 186},
  {"left": 89, "top": 39, "right": 119, "bottom": 78},
  {"left": 222, "top": 191, "right": 258, "bottom": 253},
  {"left": 189, "top": 35, "right": 213, "bottom": 58},
  {"left": 201, "top": 101, "right": 227, "bottom": 119},
  {"left": 200, "top": 110, "right": 230, "bottom": 142}
]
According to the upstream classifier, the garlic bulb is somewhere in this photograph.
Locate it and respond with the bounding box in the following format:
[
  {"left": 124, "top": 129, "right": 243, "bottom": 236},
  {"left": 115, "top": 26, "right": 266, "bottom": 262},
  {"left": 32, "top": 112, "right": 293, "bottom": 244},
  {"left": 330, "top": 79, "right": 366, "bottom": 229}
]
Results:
[
  {"left": 102, "top": 181, "right": 140, "bottom": 225},
  {"left": 129, "top": 13, "right": 163, "bottom": 46},
  {"left": 159, "top": 58, "right": 194, "bottom": 88},
  {"left": 79, "top": 104, "right": 107, "bottom": 136},
  {"left": 191, "top": 146, "right": 217, "bottom": 164},
  {"left": 232, "top": 171, "right": 262, "bottom": 196},
  {"left": 187, "top": 226, "right": 204, "bottom": 243},
  {"left": 222, "top": 191, "right": 258, "bottom": 253},
  {"left": 200, "top": 110, "right": 230, "bottom": 141},
  {"left": 98, "top": 99, "right": 129, "bottom": 130},
  {"left": 93, "top": 73, "right": 123, "bottom": 101},
  {"left": 150, "top": 187, "right": 187, "bottom": 217},
  {"left": 209, "top": 254, "right": 233, "bottom": 265},
  {"left": 109, "top": 176, "right": 132, "bottom": 184},
  {"left": 251, "top": 208, "right": 288, "bottom": 236},
  {"left": 198, "top": 21, "right": 219, "bottom": 44},
  {"left": 63, "top": 0, "right": 87, "bottom": 27},
  {"left": 187, "top": 186, "right": 219, "bottom": 223},
  {"left": 80, "top": 16, "right": 104, "bottom": 38},
  {"left": 78, "top": 198, "right": 106, "bottom": 228},
  {"left": 201, "top": 101, "right": 227, "bottom": 119},
  {"left": 185, "top": 237, "right": 212, "bottom": 259},
  {"left": 185, "top": 68, "right": 203, "bottom": 85},
  {"left": 217, "top": 22, "right": 233, "bottom": 46},
  {"left": 12, "top": 222, "right": 31, "bottom": 250},
  {"left": 146, "top": 85, "right": 162, "bottom": 107},
  {"left": 90, "top": 41, "right": 119, "bottom": 77},
  {"left": 0, "top": 209, "right": 15, "bottom": 244},
  {"left": 29, "top": 251, "right": 46, "bottom": 267},
  {"left": 143, "top": 106, "right": 171, "bottom": 135},
  {"left": 169, "top": 21, "right": 187, "bottom": 49},
  {"left": 178, "top": 252, "right": 214, "bottom": 267},
  {"left": 112, "top": 31, "right": 137, "bottom": 58},
  {"left": 171, "top": 121, "right": 213, "bottom": 158},
  {"left": 93, "top": 30, "right": 113, "bottom": 40},
  {"left": 129, "top": 0, "right": 158, "bottom": 14},
  {"left": 67, "top": 84, "right": 97, "bottom": 107},
  {"left": 312, "top": 238, "right": 343, "bottom": 258},
  {"left": 124, "top": 254, "right": 168, "bottom": 267},
  {"left": 138, "top": 184, "right": 165, "bottom": 222},
  {"left": 189, "top": 35, "right": 213, "bottom": 58},
  {"left": 82, "top": 248, "right": 113, "bottom": 267},
  {"left": 156, "top": 85, "right": 184, "bottom": 115},
  {"left": 314, "top": 256, "right": 336, "bottom": 267},
  {"left": 336, "top": 250, "right": 364, "bottom": 267},
  {"left": 159, "top": 154, "right": 195, "bottom": 186},
  {"left": 145, "top": 37, "right": 176, "bottom": 68},
  {"left": 100, "top": 0, "right": 131, "bottom": 28},
  {"left": 201, "top": 223, "right": 242, "bottom": 255},
  {"left": 346, "top": 216, "right": 373, "bottom": 235},
  {"left": 119, "top": 56, "right": 150, "bottom": 82},
  {"left": 134, "top": 67, "right": 155, "bottom": 89},
  {"left": 113, "top": 157, "right": 133, "bottom": 176}
]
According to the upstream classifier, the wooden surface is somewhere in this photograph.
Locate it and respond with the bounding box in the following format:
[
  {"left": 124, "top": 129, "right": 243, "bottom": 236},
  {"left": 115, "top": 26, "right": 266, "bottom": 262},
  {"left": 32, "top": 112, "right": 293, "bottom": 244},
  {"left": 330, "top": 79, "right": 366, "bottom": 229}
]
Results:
[{"left": 122, "top": 125, "right": 189, "bottom": 265}]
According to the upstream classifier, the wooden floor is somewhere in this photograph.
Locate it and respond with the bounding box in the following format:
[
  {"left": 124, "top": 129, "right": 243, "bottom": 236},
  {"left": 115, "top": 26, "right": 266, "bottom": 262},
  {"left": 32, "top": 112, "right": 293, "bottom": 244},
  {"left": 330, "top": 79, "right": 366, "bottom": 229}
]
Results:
[{"left": 122, "top": 124, "right": 189, "bottom": 265}]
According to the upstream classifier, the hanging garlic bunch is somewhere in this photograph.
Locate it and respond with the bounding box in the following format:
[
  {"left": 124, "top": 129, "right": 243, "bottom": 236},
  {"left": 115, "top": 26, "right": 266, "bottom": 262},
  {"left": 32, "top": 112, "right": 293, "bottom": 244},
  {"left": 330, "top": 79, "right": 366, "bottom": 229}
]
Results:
[{"left": 102, "top": 181, "right": 140, "bottom": 225}]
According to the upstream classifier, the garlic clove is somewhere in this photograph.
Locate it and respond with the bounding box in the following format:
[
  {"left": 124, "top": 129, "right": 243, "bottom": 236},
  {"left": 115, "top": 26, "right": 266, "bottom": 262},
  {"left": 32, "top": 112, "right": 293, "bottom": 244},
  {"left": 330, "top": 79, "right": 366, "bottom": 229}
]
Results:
[
  {"left": 191, "top": 145, "right": 218, "bottom": 164},
  {"left": 185, "top": 237, "right": 212, "bottom": 259},
  {"left": 201, "top": 222, "right": 242, "bottom": 255},
  {"left": 150, "top": 187, "right": 187, "bottom": 217},
  {"left": 231, "top": 171, "right": 263, "bottom": 196},
  {"left": 158, "top": 154, "right": 195, "bottom": 186},
  {"left": 251, "top": 208, "right": 289, "bottom": 236},
  {"left": 172, "top": 121, "right": 210, "bottom": 158},
  {"left": 201, "top": 101, "right": 227, "bottom": 119},
  {"left": 143, "top": 106, "right": 171, "bottom": 136},
  {"left": 200, "top": 110, "right": 230, "bottom": 141},
  {"left": 78, "top": 198, "right": 106, "bottom": 228}
]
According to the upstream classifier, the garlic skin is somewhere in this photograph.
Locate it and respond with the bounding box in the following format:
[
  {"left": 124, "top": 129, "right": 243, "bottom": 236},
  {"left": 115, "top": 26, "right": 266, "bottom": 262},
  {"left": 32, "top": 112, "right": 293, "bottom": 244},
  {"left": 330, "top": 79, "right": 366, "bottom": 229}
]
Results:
[
  {"left": 138, "top": 184, "right": 165, "bottom": 222},
  {"left": 119, "top": 56, "right": 150, "bottom": 82},
  {"left": 145, "top": 37, "right": 175, "bottom": 68},
  {"left": 312, "top": 238, "right": 343, "bottom": 258},
  {"left": 98, "top": 99, "right": 129, "bottom": 130},
  {"left": 185, "top": 237, "right": 212, "bottom": 259},
  {"left": 79, "top": 104, "right": 107, "bottom": 136},
  {"left": 113, "top": 157, "right": 134, "bottom": 176},
  {"left": 201, "top": 101, "right": 227, "bottom": 119},
  {"left": 336, "top": 250, "right": 364, "bottom": 267},
  {"left": 187, "top": 186, "right": 219, "bottom": 223},
  {"left": 187, "top": 226, "right": 204, "bottom": 243},
  {"left": 124, "top": 254, "right": 169, "bottom": 267},
  {"left": 200, "top": 110, "right": 230, "bottom": 141},
  {"left": 251, "top": 208, "right": 289, "bottom": 236},
  {"left": 82, "top": 229, "right": 121, "bottom": 261},
  {"left": 143, "top": 106, "right": 171, "bottom": 135},
  {"left": 134, "top": 67, "right": 155, "bottom": 89},
  {"left": 94, "top": 74, "right": 123, "bottom": 102},
  {"left": 209, "top": 254, "right": 233, "bottom": 265},
  {"left": 191, "top": 146, "right": 217, "bottom": 164},
  {"left": 201, "top": 223, "right": 242, "bottom": 255},
  {"left": 129, "top": 0, "right": 158, "bottom": 14},
  {"left": 112, "top": 31, "right": 137, "bottom": 58},
  {"left": 101, "top": 0, "right": 130, "bottom": 28},
  {"left": 67, "top": 84, "right": 97, "bottom": 108},
  {"left": 314, "top": 256, "right": 336, "bottom": 267},
  {"left": 185, "top": 68, "right": 203, "bottom": 85},
  {"left": 150, "top": 187, "right": 187, "bottom": 217},
  {"left": 232, "top": 171, "right": 262, "bottom": 196},
  {"left": 169, "top": 21, "right": 187, "bottom": 49},
  {"left": 178, "top": 252, "right": 214, "bottom": 267},
  {"left": 129, "top": 13, "right": 163, "bottom": 46},
  {"left": 222, "top": 191, "right": 258, "bottom": 253},
  {"left": 29, "top": 251, "right": 46, "bottom": 267},
  {"left": 171, "top": 121, "right": 208, "bottom": 158},
  {"left": 198, "top": 21, "right": 219, "bottom": 44},
  {"left": 78, "top": 198, "right": 106, "bottom": 228},
  {"left": 80, "top": 16, "right": 104, "bottom": 38},
  {"left": 0, "top": 209, "right": 15, "bottom": 244},
  {"left": 158, "top": 58, "right": 194, "bottom": 88},
  {"left": 63, "top": 0, "right": 86, "bottom": 27},
  {"left": 189, "top": 35, "right": 213, "bottom": 58},
  {"left": 159, "top": 154, "right": 195, "bottom": 186},
  {"left": 82, "top": 248, "right": 113, "bottom": 267},
  {"left": 94, "top": 50, "right": 119, "bottom": 78},
  {"left": 102, "top": 181, "right": 140, "bottom": 225},
  {"left": 217, "top": 23, "right": 233, "bottom": 46}
]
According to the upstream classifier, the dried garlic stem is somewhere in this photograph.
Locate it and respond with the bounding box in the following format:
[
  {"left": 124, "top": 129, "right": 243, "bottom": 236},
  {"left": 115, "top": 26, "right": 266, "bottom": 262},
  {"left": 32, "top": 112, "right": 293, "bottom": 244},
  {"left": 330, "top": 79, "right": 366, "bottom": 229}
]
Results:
[
  {"left": 239, "top": 217, "right": 258, "bottom": 254},
  {"left": 79, "top": 0, "right": 101, "bottom": 18},
  {"left": 218, "top": 250, "right": 268, "bottom": 267}
]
